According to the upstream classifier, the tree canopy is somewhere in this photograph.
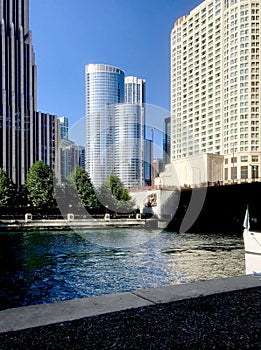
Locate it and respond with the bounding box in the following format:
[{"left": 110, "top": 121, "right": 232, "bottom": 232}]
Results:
[
  {"left": 98, "top": 174, "right": 135, "bottom": 213},
  {"left": 25, "top": 160, "right": 55, "bottom": 208},
  {"left": 0, "top": 168, "right": 17, "bottom": 207},
  {"left": 68, "top": 166, "right": 99, "bottom": 209}
]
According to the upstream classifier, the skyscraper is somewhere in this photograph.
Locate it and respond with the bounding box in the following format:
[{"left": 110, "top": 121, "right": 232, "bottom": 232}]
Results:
[
  {"left": 115, "top": 76, "right": 145, "bottom": 188},
  {"left": 0, "top": 0, "right": 60, "bottom": 188},
  {"left": 171, "top": 0, "right": 261, "bottom": 184},
  {"left": 163, "top": 117, "right": 171, "bottom": 165},
  {"left": 59, "top": 117, "right": 69, "bottom": 140},
  {"left": 85, "top": 64, "right": 125, "bottom": 187},
  {"left": 85, "top": 65, "right": 146, "bottom": 188},
  {"left": 114, "top": 103, "right": 143, "bottom": 188},
  {"left": 59, "top": 116, "right": 85, "bottom": 181},
  {"left": 60, "top": 139, "right": 85, "bottom": 182},
  {"left": 125, "top": 76, "right": 146, "bottom": 105}
]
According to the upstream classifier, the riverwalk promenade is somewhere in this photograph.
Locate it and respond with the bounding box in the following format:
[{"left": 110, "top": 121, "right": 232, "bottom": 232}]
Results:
[
  {"left": 0, "top": 215, "right": 149, "bottom": 231},
  {"left": 0, "top": 275, "right": 260, "bottom": 349}
]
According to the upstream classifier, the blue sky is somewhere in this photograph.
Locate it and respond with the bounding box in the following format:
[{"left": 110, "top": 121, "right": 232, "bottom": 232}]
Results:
[{"left": 30, "top": 0, "right": 202, "bottom": 131}]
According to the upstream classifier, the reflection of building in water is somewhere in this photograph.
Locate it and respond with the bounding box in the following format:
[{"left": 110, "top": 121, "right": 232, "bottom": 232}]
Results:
[{"left": 161, "top": 234, "right": 244, "bottom": 283}]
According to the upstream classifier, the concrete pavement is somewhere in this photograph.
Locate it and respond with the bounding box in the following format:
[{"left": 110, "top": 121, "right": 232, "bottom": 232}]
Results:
[{"left": 0, "top": 274, "right": 260, "bottom": 334}]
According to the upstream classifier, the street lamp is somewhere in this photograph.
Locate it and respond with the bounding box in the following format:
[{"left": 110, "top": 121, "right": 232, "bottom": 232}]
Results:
[
  {"left": 231, "top": 142, "right": 235, "bottom": 184},
  {"left": 250, "top": 164, "right": 258, "bottom": 182}
]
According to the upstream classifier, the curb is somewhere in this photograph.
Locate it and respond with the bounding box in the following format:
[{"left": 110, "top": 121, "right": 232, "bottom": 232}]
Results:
[{"left": 0, "top": 275, "right": 260, "bottom": 333}]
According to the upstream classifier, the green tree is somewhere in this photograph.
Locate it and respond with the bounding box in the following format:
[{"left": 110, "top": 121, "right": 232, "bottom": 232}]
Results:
[
  {"left": 0, "top": 168, "right": 17, "bottom": 207},
  {"left": 68, "top": 166, "right": 99, "bottom": 209},
  {"left": 98, "top": 174, "right": 135, "bottom": 213},
  {"left": 25, "top": 160, "right": 55, "bottom": 208}
]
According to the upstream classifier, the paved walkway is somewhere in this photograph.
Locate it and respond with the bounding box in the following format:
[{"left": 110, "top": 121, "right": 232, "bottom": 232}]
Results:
[{"left": 0, "top": 275, "right": 260, "bottom": 349}]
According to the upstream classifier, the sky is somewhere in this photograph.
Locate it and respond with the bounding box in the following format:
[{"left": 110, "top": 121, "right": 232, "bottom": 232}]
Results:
[{"left": 30, "top": 0, "right": 202, "bottom": 135}]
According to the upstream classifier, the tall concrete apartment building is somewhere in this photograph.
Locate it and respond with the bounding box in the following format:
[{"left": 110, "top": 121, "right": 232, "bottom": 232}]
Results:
[
  {"left": 85, "top": 64, "right": 146, "bottom": 188},
  {"left": 0, "top": 0, "right": 60, "bottom": 188},
  {"left": 170, "top": 0, "right": 261, "bottom": 185}
]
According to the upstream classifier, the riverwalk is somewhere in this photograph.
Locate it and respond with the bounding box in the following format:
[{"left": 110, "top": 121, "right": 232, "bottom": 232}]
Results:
[
  {"left": 0, "top": 275, "right": 260, "bottom": 349},
  {"left": 0, "top": 216, "right": 150, "bottom": 231}
]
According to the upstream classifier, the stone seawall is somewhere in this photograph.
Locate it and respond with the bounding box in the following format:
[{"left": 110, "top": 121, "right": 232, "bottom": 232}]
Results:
[{"left": 0, "top": 217, "right": 148, "bottom": 232}]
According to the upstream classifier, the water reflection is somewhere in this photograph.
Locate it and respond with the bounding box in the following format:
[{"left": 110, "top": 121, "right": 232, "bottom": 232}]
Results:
[{"left": 0, "top": 230, "right": 245, "bottom": 310}]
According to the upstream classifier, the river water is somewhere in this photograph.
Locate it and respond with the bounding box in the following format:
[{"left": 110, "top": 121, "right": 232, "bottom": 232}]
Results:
[{"left": 0, "top": 229, "right": 245, "bottom": 310}]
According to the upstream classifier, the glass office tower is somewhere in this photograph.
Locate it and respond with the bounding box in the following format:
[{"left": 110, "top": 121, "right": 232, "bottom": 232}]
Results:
[
  {"left": 163, "top": 117, "right": 171, "bottom": 166},
  {"left": 59, "top": 117, "right": 69, "bottom": 140},
  {"left": 125, "top": 76, "right": 146, "bottom": 105},
  {"left": 85, "top": 64, "right": 125, "bottom": 187},
  {"left": 0, "top": 0, "right": 60, "bottom": 187}
]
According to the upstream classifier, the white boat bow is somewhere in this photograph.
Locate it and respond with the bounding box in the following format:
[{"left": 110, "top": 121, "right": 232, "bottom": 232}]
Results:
[{"left": 243, "top": 208, "right": 261, "bottom": 275}]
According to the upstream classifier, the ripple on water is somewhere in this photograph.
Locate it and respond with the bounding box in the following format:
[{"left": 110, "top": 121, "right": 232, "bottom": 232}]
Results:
[{"left": 0, "top": 229, "right": 245, "bottom": 310}]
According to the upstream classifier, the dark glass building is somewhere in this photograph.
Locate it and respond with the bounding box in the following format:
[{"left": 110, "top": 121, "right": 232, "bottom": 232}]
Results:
[
  {"left": 0, "top": 0, "right": 60, "bottom": 188},
  {"left": 163, "top": 117, "right": 171, "bottom": 165}
]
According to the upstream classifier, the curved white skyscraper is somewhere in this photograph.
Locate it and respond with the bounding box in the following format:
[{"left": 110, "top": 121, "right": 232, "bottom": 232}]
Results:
[
  {"left": 85, "top": 64, "right": 125, "bottom": 187},
  {"left": 122, "top": 76, "right": 146, "bottom": 188},
  {"left": 85, "top": 65, "right": 146, "bottom": 189},
  {"left": 115, "top": 103, "right": 142, "bottom": 188}
]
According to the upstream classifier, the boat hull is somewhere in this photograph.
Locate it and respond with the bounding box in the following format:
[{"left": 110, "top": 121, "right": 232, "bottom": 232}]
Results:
[{"left": 243, "top": 229, "right": 261, "bottom": 274}]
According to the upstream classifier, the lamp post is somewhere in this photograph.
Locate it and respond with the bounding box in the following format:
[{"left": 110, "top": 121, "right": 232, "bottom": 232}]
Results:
[
  {"left": 231, "top": 142, "right": 235, "bottom": 184},
  {"left": 150, "top": 128, "right": 155, "bottom": 187},
  {"left": 250, "top": 164, "right": 258, "bottom": 182}
]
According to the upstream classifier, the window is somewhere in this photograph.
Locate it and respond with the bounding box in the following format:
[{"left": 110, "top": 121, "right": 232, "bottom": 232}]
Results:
[
  {"left": 252, "top": 155, "right": 258, "bottom": 162},
  {"left": 241, "top": 166, "right": 248, "bottom": 179},
  {"left": 231, "top": 166, "right": 237, "bottom": 180}
]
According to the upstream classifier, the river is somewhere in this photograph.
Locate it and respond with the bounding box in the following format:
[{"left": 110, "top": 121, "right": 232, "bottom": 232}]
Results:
[{"left": 0, "top": 229, "right": 245, "bottom": 311}]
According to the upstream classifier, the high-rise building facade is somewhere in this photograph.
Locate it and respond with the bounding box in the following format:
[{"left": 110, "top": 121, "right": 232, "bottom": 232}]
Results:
[
  {"left": 34, "top": 111, "right": 60, "bottom": 181},
  {"left": 125, "top": 76, "right": 146, "bottom": 105},
  {"left": 0, "top": 0, "right": 60, "bottom": 187},
  {"left": 85, "top": 64, "right": 125, "bottom": 187},
  {"left": 171, "top": 0, "right": 261, "bottom": 184},
  {"left": 59, "top": 116, "right": 85, "bottom": 181},
  {"left": 59, "top": 117, "right": 69, "bottom": 140},
  {"left": 60, "top": 139, "right": 85, "bottom": 182},
  {"left": 116, "top": 76, "right": 146, "bottom": 188},
  {"left": 114, "top": 103, "right": 143, "bottom": 188},
  {"left": 85, "top": 65, "right": 146, "bottom": 188},
  {"left": 163, "top": 117, "right": 171, "bottom": 165}
]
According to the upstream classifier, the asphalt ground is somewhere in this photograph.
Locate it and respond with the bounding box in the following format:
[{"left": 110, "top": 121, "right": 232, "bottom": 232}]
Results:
[{"left": 0, "top": 286, "right": 260, "bottom": 349}]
